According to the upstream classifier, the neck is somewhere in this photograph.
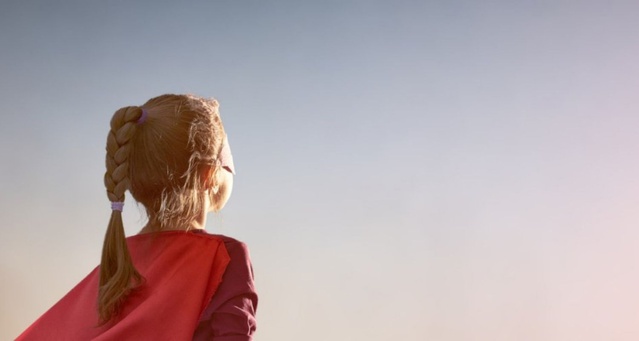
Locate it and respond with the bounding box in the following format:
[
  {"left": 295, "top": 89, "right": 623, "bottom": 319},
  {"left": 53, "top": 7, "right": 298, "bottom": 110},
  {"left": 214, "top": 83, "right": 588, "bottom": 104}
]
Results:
[
  {"left": 138, "top": 189, "right": 215, "bottom": 234},
  {"left": 139, "top": 208, "right": 208, "bottom": 234}
]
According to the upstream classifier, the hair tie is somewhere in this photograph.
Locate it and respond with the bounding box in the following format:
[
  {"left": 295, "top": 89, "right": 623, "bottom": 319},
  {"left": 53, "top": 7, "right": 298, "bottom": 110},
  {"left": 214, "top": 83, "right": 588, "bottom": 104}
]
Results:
[
  {"left": 137, "top": 109, "right": 148, "bottom": 124},
  {"left": 111, "top": 201, "right": 124, "bottom": 212}
]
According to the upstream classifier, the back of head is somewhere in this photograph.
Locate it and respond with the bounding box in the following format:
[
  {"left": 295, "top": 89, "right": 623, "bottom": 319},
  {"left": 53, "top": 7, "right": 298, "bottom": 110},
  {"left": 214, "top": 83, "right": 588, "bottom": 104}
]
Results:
[{"left": 100, "top": 94, "right": 228, "bottom": 323}]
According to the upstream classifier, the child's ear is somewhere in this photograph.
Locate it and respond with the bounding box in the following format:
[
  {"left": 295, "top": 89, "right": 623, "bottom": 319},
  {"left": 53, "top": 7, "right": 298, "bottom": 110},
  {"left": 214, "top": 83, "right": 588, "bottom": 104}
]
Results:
[{"left": 200, "top": 164, "right": 216, "bottom": 189}]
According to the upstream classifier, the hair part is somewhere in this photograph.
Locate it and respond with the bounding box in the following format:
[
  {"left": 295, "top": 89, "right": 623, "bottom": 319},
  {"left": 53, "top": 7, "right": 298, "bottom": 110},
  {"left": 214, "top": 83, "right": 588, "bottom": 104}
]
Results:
[{"left": 98, "top": 94, "right": 227, "bottom": 323}]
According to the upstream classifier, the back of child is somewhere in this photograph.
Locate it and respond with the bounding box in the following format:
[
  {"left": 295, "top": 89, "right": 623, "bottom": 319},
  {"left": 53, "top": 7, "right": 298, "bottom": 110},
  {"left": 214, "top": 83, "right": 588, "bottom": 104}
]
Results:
[{"left": 16, "top": 94, "right": 257, "bottom": 340}]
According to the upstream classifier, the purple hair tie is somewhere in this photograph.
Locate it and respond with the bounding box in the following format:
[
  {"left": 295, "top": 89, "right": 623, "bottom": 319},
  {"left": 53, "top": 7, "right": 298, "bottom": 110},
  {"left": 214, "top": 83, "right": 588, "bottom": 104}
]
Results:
[
  {"left": 137, "top": 109, "right": 148, "bottom": 124},
  {"left": 111, "top": 201, "right": 124, "bottom": 212}
]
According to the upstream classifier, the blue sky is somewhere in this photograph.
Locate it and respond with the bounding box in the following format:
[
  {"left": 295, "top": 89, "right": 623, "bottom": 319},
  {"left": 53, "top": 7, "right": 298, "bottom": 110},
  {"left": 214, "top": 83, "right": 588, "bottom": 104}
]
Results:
[{"left": 2, "top": 1, "right": 639, "bottom": 340}]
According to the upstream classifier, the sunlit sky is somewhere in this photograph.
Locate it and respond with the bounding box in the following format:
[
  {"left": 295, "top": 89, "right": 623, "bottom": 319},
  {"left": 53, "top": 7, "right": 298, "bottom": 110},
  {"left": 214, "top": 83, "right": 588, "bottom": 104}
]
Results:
[{"left": 2, "top": 1, "right": 639, "bottom": 340}]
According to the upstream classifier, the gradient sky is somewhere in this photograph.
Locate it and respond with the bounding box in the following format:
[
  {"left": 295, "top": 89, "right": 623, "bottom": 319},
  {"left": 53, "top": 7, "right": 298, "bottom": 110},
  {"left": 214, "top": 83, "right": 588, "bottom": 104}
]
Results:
[{"left": 2, "top": 1, "right": 639, "bottom": 340}]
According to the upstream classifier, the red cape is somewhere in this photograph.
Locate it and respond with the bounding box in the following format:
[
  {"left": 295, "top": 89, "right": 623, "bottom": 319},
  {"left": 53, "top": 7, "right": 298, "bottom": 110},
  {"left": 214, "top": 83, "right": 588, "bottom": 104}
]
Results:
[{"left": 17, "top": 231, "right": 230, "bottom": 341}]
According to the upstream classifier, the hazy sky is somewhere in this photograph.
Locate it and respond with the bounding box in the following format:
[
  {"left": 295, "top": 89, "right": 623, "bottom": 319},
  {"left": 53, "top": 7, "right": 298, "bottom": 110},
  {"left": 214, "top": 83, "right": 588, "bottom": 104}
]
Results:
[{"left": 2, "top": 1, "right": 639, "bottom": 340}]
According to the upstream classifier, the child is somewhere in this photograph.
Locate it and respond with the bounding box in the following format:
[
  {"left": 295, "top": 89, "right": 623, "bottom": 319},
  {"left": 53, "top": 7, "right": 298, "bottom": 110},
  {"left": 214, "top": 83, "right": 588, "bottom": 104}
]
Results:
[{"left": 17, "top": 94, "right": 257, "bottom": 340}]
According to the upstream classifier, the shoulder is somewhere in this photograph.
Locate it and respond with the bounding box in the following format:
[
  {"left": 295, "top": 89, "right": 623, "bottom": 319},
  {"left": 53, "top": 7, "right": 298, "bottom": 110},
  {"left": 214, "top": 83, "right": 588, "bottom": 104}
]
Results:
[
  {"left": 196, "top": 232, "right": 251, "bottom": 257},
  {"left": 206, "top": 233, "right": 244, "bottom": 245},
  {"left": 203, "top": 233, "right": 255, "bottom": 281},
  {"left": 194, "top": 233, "right": 258, "bottom": 339}
]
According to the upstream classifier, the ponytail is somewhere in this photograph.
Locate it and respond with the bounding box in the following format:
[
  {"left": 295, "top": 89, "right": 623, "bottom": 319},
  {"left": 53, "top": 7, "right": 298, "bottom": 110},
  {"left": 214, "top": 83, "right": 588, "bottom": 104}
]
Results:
[{"left": 99, "top": 106, "right": 144, "bottom": 324}]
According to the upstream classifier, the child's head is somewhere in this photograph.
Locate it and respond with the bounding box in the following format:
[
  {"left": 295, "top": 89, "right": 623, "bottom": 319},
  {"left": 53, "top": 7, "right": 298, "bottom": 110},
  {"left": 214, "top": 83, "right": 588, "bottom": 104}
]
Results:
[
  {"left": 99, "top": 94, "right": 234, "bottom": 323},
  {"left": 105, "top": 94, "right": 233, "bottom": 228}
]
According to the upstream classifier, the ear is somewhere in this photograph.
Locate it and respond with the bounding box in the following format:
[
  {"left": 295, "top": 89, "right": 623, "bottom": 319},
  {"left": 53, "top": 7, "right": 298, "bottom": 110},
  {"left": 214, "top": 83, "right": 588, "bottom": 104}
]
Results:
[{"left": 199, "top": 164, "right": 217, "bottom": 189}]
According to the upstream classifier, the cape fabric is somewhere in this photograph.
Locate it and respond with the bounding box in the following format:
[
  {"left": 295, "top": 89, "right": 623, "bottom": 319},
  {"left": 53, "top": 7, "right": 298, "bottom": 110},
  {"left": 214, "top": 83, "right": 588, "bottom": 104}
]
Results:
[{"left": 17, "top": 231, "right": 230, "bottom": 341}]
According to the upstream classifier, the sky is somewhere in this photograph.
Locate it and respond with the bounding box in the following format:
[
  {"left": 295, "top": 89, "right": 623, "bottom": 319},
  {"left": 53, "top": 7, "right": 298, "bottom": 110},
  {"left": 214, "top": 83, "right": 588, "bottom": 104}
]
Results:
[{"left": 1, "top": 1, "right": 639, "bottom": 340}]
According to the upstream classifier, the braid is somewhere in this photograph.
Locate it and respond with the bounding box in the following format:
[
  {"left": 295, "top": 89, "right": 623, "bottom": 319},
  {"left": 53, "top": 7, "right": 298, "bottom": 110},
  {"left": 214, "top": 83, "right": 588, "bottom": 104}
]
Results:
[
  {"left": 105, "top": 107, "right": 142, "bottom": 202},
  {"left": 99, "top": 106, "right": 144, "bottom": 324}
]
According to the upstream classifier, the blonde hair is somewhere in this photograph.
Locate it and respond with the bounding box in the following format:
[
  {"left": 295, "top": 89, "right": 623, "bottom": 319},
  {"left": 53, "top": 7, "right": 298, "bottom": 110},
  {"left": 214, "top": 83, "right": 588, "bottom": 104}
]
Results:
[{"left": 99, "top": 94, "right": 227, "bottom": 323}]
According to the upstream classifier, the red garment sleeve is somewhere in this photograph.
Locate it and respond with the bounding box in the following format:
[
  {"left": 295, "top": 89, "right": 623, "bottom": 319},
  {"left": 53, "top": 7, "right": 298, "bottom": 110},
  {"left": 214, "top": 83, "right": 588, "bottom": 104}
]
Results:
[{"left": 193, "top": 239, "right": 258, "bottom": 341}]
